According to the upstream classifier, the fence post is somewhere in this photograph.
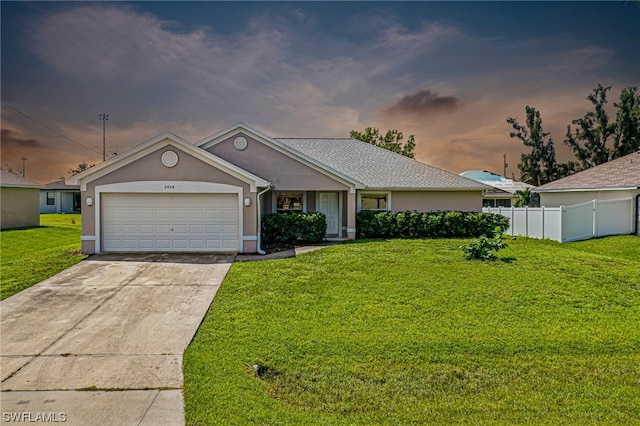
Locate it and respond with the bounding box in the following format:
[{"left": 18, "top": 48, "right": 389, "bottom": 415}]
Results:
[
  {"left": 525, "top": 206, "right": 529, "bottom": 237},
  {"left": 560, "top": 205, "right": 565, "bottom": 243},
  {"left": 541, "top": 206, "right": 545, "bottom": 239},
  {"left": 592, "top": 199, "right": 597, "bottom": 238}
]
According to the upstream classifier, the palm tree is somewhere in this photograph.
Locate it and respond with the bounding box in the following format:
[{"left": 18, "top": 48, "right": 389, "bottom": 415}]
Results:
[{"left": 514, "top": 188, "right": 531, "bottom": 207}]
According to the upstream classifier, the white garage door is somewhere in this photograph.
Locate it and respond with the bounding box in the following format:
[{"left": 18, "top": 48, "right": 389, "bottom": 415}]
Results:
[{"left": 102, "top": 193, "right": 238, "bottom": 252}]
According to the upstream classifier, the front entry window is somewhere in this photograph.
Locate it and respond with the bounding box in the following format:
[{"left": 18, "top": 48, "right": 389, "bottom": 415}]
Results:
[
  {"left": 360, "top": 192, "right": 389, "bottom": 211},
  {"left": 276, "top": 192, "right": 304, "bottom": 213}
]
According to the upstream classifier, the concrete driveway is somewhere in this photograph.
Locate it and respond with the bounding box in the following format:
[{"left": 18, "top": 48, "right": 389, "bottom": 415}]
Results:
[{"left": 0, "top": 253, "right": 233, "bottom": 425}]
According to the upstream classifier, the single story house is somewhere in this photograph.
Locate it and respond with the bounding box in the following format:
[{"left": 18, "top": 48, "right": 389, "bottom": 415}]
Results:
[
  {"left": 460, "top": 170, "right": 533, "bottom": 208},
  {"left": 40, "top": 180, "right": 81, "bottom": 214},
  {"left": 67, "top": 122, "right": 488, "bottom": 254},
  {"left": 534, "top": 150, "right": 640, "bottom": 236},
  {"left": 1, "top": 170, "right": 42, "bottom": 229}
]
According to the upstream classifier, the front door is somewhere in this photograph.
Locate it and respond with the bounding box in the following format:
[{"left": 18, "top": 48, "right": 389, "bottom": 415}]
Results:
[{"left": 318, "top": 192, "right": 340, "bottom": 235}]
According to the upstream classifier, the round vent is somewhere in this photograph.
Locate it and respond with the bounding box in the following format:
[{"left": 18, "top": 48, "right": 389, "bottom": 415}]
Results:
[
  {"left": 161, "top": 150, "right": 179, "bottom": 167},
  {"left": 233, "top": 137, "right": 248, "bottom": 150}
]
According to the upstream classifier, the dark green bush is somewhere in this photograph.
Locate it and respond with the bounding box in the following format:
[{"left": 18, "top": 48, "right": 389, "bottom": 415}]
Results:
[
  {"left": 356, "top": 210, "right": 509, "bottom": 239},
  {"left": 262, "top": 212, "right": 327, "bottom": 247},
  {"left": 461, "top": 227, "right": 507, "bottom": 260}
]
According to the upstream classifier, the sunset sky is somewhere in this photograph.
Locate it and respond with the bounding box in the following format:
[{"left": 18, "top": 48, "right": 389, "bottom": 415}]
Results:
[{"left": 2, "top": 1, "right": 639, "bottom": 184}]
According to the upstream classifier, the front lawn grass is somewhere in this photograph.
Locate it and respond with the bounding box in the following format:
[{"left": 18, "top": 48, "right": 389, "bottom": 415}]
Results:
[
  {"left": 1, "top": 214, "right": 87, "bottom": 300},
  {"left": 184, "top": 236, "right": 640, "bottom": 425}
]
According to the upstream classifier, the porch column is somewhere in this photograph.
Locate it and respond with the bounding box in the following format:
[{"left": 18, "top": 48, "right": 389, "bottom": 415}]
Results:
[{"left": 346, "top": 190, "right": 356, "bottom": 240}]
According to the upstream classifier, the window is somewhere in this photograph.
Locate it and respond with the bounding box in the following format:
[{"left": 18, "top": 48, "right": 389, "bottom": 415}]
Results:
[
  {"left": 483, "top": 198, "right": 511, "bottom": 208},
  {"left": 359, "top": 192, "right": 390, "bottom": 211},
  {"left": 46, "top": 192, "right": 55, "bottom": 206},
  {"left": 276, "top": 192, "right": 304, "bottom": 213},
  {"left": 484, "top": 198, "right": 512, "bottom": 208}
]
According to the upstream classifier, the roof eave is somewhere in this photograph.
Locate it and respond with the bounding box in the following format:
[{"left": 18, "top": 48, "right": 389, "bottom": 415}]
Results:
[{"left": 534, "top": 186, "right": 640, "bottom": 193}]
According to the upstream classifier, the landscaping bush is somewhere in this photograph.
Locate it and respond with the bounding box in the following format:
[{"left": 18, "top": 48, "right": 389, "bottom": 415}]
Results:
[
  {"left": 262, "top": 212, "right": 327, "bottom": 247},
  {"left": 356, "top": 210, "right": 509, "bottom": 239},
  {"left": 461, "top": 227, "right": 507, "bottom": 260}
]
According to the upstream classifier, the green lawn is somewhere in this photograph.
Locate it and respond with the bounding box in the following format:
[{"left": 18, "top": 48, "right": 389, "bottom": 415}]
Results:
[
  {"left": 0, "top": 214, "right": 87, "bottom": 300},
  {"left": 184, "top": 236, "right": 640, "bottom": 425}
]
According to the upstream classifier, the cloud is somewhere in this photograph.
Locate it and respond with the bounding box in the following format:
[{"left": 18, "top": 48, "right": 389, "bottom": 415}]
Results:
[
  {"left": 1, "top": 129, "right": 42, "bottom": 149},
  {"left": 384, "top": 89, "right": 461, "bottom": 117},
  {"left": 7, "top": 3, "right": 634, "bottom": 184}
]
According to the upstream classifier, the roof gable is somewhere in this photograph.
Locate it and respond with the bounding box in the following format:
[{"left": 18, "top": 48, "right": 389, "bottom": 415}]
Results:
[
  {"left": 535, "top": 151, "right": 640, "bottom": 192},
  {"left": 198, "top": 122, "right": 364, "bottom": 190},
  {"left": 66, "top": 132, "right": 270, "bottom": 191},
  {"left": 0, "top": 170, "right": 42, "bottom": 188}
]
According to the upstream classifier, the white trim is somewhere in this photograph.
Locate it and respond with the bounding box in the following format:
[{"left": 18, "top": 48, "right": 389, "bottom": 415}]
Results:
[
  {"left": 346, "top": 228, "right": 356, "bottom": 233},
  {"left": 67, "top": 132, "right": 269, "bottom": 192},
  {"left": 357, "top": 191, "right": 392, "bottom": 212},
  {"left": 534, "top": 186, "right": 639, "bottom": 193},
  {"left": 93, "top": 181, "right": 244, "bottom": 253},
  {"left": 197, "top": 122, "right": 363, "bottom": 190},
  {"left": 242, "top": 235, "right": 258, "bottom": 241},
  {"left": 81, "top": 235, "right": 97, "bottom": 241}
]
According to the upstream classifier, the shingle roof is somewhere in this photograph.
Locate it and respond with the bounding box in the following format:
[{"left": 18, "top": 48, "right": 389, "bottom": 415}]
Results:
[
  {"left": 535, "top": 151, "right": 640, "bottom": 191},
  {"left": 0, "top": 170, "right": 42, "bottom": 188},
  {"left": 44, "top": 180, "right": 80, "bottom": 190},
  {"left": 276, "top": 138, "right": 487, "bottom": 190}
]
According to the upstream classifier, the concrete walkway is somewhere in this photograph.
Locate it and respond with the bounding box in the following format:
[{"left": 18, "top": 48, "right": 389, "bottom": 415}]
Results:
[
  {"left": 0, "top": 253, "right": 233, "bottom": 426},
  {"left": 235, "top": 242, "right": 338, "bottom": 261}
]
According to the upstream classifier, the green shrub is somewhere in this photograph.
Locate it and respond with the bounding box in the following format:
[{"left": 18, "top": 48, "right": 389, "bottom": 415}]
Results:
[
  {"left": 461, "top": 227, "right": 507, "bottom": 261},
  {"left": 262, "top": 212, "right": 327, "bottom": 247},
  {"left": 356, "top": 210, "right": 509, "bottom": 239}
]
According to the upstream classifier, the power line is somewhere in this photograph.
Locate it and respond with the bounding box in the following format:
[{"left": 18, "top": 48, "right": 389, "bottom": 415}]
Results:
[{"left": 1, "top": 101, "right": 103, "bottom": 156}]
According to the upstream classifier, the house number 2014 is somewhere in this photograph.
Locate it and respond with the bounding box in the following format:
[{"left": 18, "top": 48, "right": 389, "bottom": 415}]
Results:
[{"left": 164, "top": 185, "right": 175, "bottom": 189}]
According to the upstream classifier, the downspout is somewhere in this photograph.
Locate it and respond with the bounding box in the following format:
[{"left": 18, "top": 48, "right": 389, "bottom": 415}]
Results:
[{"left": 256, "top": 185, "right": 272, "bottom": 255}]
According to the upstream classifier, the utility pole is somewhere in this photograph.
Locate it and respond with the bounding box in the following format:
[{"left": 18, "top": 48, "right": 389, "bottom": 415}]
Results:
[
  {"left": 98, "top": 113, "right": 109, "bottom": 161},
  {"left": 503, "top": 153, "right": 508, "bottom": 177},
  {"left": 21, "top": 157, "right": 27, "bottom": 177}
]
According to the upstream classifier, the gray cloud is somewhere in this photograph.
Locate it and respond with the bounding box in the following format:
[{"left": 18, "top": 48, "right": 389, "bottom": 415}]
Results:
[
  {"left": 1, "top": 128, "right": 42, "bottom": 148},
  {"left": 384, "top": 89, "right": 461, "bottom": 116}
]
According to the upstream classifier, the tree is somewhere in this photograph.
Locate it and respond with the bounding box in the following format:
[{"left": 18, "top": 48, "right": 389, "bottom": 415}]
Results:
[
  {"left": 613, "top": 86, "right": 640, "bottom": 157},
  {"left": 564, "top": 84, "right": 617, "bottom": 168},
  {"left": 0, "top": 164, "right": 22, "bottom": 176},
  {"left": 350, "top": 127, "right": 416, "bottom": 158},
  {"left": 513, "top": 188, "right": 531, "bottom": 207},
  {"left": 507, "top": 106, "right": 566, "bottom": 186},
  {"left": 68, "top": 161, "right": 95, "bottom": 176}
]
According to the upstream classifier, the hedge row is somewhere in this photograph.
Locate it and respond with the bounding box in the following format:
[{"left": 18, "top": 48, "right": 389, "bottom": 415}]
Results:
[
  {"left": 262, "top": 212, "right": 327, "bottom": 247},
  {"left": 356, "top": 210, "right": 509, "bottom": 239}
]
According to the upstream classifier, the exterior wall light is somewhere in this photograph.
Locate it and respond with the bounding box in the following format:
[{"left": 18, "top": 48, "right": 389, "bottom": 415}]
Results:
[
  {"left": 244, "top": 197, "right": 252, "bottom": 206},
  {"left": 86, "top": 197, "right": 93, "bottom": 206}
]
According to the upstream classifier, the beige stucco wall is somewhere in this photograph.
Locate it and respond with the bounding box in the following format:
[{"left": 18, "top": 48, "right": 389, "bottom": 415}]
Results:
[
  {"left": 1, "top": 187, "right": 40, "bottom": 229},
  {"left": 207, "top": 133, "right": 350, "bottom": 191},
  {"left": 391, "top": 190, "right": 483, "bottom": 212},
  {"left": 81, "top": 143, "right": 257, "bottom": 253},
  {"left": 538, "top": 189, "right": 640, "bottom": 207}
]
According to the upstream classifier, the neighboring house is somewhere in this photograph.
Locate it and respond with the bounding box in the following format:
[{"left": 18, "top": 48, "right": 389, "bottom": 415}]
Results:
[
  {"left": 460, "top": 170, "right": 534, "bottom": 207},
  {"left": 40, "top": 180, "right": 81, "bottom": 213},
  {"left": 67, "top": 122, "right": 488, "bottom": 254},
  {"left": 534, "top": 150, "right": 640, "bottom": 236},
  {"left": 0, "top": 170, "right": 42, "bottom": 229}
]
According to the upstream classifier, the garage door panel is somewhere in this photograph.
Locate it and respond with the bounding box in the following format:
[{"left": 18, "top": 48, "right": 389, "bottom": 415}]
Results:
[
  {"left": 156, "top": 209, "right": 172, "bottom": 220},
  {"left": 102, "top": 193, "right": 239, "bottom": 252},
  {"left": 139, "top": 209, "right": 155, "bottom": 220},
  {"left": 138, "top": 224, "right": 154, "bottom": 233}
]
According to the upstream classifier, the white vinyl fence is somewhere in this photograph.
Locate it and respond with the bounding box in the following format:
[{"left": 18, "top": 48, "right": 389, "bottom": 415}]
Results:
[{"left": 483, "top": 199, "right": 634, "bottom": 243}]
